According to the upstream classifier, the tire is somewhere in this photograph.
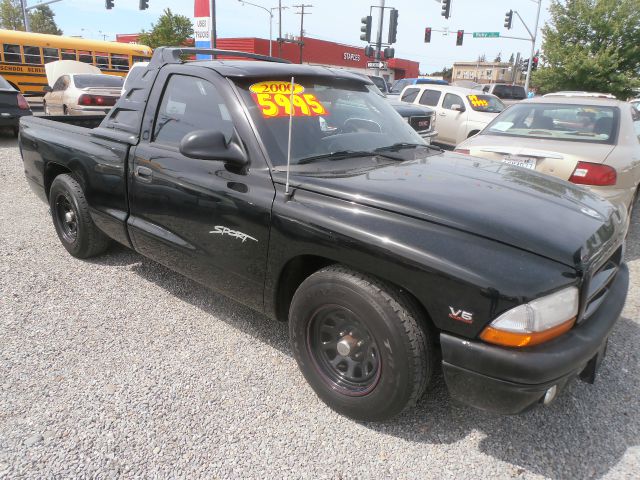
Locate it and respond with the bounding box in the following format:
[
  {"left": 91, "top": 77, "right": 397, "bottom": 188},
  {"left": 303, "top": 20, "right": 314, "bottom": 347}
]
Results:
[
  {"left": 289, "top": 265, "right": 433, "bottom": 421},
  {"left": 63, "top": 105, "right": 68, "bottom": 115},
  {"left": 49, "top": 174, "right": 110, "bottom": 258},
  {"left": 467, "top": 130, "right": 480, "bottom": 138},
  {"left": 12, "top": 126, "right": 18, "bottom": 138}
]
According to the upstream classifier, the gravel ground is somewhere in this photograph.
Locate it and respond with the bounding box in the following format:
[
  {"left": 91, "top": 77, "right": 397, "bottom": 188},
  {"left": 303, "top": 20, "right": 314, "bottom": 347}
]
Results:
[{"left": 1, "top": 133, "right": 638, "bottom": 479}]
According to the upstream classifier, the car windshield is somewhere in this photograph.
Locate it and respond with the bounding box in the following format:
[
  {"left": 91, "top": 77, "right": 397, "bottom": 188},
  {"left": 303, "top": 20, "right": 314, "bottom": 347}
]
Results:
[
  {"left": 235, "top": 76, "right": 426, "bottom": 167},
  {"left": 482, "top": 103, "right": 618, "bottom": 144},
  {"left": 73, "top": 74, "right": 124, "bottom": 89},
  {"left": 466, "top": 94, "right": 505, "bottom": 113}
]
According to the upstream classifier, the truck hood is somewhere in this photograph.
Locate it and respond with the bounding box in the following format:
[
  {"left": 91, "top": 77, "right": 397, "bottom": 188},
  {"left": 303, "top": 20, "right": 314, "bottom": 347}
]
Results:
[{"left": 289, "top": 153, "right": 625, "bottom": 268}]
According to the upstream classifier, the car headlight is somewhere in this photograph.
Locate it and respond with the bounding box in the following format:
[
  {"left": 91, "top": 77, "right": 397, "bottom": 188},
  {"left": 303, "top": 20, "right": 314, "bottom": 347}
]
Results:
[{"left": 480, "top": 286, "right": 579, "bottom": 347}]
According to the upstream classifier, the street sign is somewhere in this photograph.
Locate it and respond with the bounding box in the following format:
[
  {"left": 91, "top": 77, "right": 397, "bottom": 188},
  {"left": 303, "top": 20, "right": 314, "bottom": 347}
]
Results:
[
  {"left": 367, "top": 61, "right": 387, "bottom": 70},
  {"left": 473, "top": 32, "right": 500, "bottom": 38}
]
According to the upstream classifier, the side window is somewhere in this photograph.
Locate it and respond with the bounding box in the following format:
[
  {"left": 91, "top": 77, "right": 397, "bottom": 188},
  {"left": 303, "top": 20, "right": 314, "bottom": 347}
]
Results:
[
  {"left": 3, "top": 44, "right": 21, "bottom": 63},
  {"left": 61, "top": 49, "right": 76, "bottom": 60},
  {"left": 632, "top": 108, "right": 640, "bottom": 143},
  {"left": 110, "top": 54, "right": 129, "bottom": 71},
  {"left": 23, "top": 46, "right": 41, "bottom": 64},
  {"left": 418, "top": 89, "right": 441, "bottom": 107},
  {"left": 52, "top": 76, "right": 65, "bottom": 91},
  {"left": 443, "top": 93, "right": 464, "bottom": 110},
  {"left": 43, "top": 47, "right": 59, "bottom": 63},
  {"left": 95, "top": 52, "right": 109, "bottom": 69},
  {"left": 78, "top": 50, "right": 92, "bottom": 64},
  {"left": 401, "top": 87, "right": 420, "bottom": 103},
  {"left": 152, "top": 75, "right": 232, "bottom": 146}
]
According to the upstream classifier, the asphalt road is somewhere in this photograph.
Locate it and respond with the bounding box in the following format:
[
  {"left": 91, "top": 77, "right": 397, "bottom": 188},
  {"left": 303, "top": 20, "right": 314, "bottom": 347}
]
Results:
[{"left": 1, "top": 132, "right": 638, "bottom": 479}]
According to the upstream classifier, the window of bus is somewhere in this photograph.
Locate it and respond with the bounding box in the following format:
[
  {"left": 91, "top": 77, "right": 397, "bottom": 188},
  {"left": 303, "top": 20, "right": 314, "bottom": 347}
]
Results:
[
  {"left": 133, "top": 56, "right": 151, "bottom": 64},
  {"left": 3, "top": 44, "right": 21, "bottom": 63},
  {"left": 78, "top": 50, "right": 92, "bottom": 64},
  {"left": 110, "top": 53, "right": 129, "bottom": 71},
  {"left": 43, "top": 47, "right": 59, "bottom": 63},
  {"left": 23, "top": 46, "right": 42, "bottom": 64},
  {"left": 61, "top": 49, "right": 76, "bottom": 60},
  {"left": 95, "top": 52, "right": 109, "bottom": 69}
]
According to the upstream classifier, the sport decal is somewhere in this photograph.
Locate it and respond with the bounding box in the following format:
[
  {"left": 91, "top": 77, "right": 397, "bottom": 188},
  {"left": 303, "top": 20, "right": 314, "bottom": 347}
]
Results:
[{"left": 249, "top": 81, "right": 328, "bottom": 118}]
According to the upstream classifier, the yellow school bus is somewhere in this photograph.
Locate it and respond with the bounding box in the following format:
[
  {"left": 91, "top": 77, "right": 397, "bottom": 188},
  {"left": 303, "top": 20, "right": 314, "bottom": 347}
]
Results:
[{"left": 0, "top": 29, "right": 152, "bottom": 95}]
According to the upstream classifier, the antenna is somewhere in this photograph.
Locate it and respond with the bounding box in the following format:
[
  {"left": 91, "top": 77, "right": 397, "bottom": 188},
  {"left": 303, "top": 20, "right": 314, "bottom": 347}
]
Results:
[{"left": 285, "top": 76, "right": 295, "bottom": 197}]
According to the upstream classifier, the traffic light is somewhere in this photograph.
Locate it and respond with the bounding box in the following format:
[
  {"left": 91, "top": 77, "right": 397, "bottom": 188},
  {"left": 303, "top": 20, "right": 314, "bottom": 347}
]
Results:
[
  {"left": 383, "top": 47, "right": 395, "bottom": 59},
  {"left": 456, "top": 30, "right": 464, "bottom": 46},
  {"left": 360, "top": 16, "right": 372, "bottom": 42},
  {"left": 504, "top": 10, "right": 513, "bottom": 29},
  {"left": 105, "top": 0, "right": 114, "bottom": 9},
  {"left": 388, "top": 9, "right": 399, "bottom": 44},
  {"left": 532, "top": 55, "right": 539, "bottom": 71},
  {"left": 424, "top": 27, "right": 432, "bottom": 43},
  {"left": 522, "top": 58, "right": 529, "bottom": 73},
  {"left": 364, "top": 45, "right": 375, "bottom": 57},
  {"left": 139, "top": 0, "right": 149, "bottom": 10},
  {"left": 441, "top": 0, "right": 451, "bottom": 19}
]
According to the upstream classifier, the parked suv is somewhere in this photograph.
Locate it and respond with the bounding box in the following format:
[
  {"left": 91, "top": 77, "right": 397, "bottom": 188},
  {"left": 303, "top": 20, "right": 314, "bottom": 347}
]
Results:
[
  {"left": 388, "top": 77, "right": 448, "bottom": 96},
  {"left": 400, "top": 84, "right": 505, "bottom": 147},
  {"left": 479, "top": 83, "right": 527, "bottom": 105}
]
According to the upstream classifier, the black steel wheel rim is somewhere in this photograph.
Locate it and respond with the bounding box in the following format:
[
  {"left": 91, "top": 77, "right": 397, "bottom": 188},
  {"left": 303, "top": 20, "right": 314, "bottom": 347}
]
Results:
[
  {"left": 55, "top": 193, "right": 78, "bottom": 243},
  {"left": 307, "top": 305, "right": 381, "bottom": 396}
]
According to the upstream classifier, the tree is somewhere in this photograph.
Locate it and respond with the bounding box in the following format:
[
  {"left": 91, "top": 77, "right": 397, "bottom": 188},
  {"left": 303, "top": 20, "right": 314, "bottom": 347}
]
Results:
[
  {"left": 508, "top": 53, "right": 515, "bottom": 64},
  {"left": 29, "top": 5, "right": 62, "bottom": 35},
  {"left": 138, "top": 8, "right": 193, "bottom": 49},
  {"left": 494, "top": 52, "right": 502, "bottom": 63},
  {"left": 0, "top": 0, "right": 24, "bottom": 30},
  {"left": 533, "top": 0, "right": 640, "bottom": 98},
  {"left": 429, "top": 66, "right": 453, "bottom": 82}
]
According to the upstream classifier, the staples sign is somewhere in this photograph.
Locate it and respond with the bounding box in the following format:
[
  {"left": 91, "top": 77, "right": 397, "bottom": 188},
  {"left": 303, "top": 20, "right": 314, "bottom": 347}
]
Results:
[{"left": 343, "top": 53, "right": 361, "bottom": 62}]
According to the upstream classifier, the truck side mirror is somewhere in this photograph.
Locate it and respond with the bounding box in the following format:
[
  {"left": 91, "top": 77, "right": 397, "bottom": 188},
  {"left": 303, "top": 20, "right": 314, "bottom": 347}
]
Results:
[{"left": 179, "top": 129, "right": 248, "bottom": 167}]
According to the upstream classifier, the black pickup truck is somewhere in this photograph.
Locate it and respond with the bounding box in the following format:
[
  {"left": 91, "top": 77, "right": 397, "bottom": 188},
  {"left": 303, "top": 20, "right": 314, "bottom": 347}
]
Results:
[{"left": 19, "top": 48, "right": 629, "bottom": 421}]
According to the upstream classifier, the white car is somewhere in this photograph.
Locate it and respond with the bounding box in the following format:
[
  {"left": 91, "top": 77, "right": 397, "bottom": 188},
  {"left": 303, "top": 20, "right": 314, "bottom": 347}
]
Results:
[{"left": 399, "top": 84, "right": 505, "bottom": 147}]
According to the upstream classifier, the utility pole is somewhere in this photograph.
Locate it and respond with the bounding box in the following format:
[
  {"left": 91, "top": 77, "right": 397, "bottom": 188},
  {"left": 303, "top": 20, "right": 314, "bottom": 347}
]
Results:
[
  {"left": 374, "top": 0, "right": 385, "bottom": 76},
  {"left": 278, "top": 0, "right": 283, "bottom": 57},
  {"left": 211, "top": 0, "right": 217, "bottom": 48},
  {"left": 523, "top": 0, "right": 541, "bottom": 94},
  {"left": 20, "top": 0, "right": 30, "bottom": 32},
  {"left": 293, "top": 4, "right": 312, "bottom": 64}
]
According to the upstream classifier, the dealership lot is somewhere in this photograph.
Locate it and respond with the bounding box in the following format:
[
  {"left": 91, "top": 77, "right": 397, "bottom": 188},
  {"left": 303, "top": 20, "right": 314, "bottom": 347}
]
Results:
[{"left": 0, "top": 134, "right": 638, "bottom": 478}]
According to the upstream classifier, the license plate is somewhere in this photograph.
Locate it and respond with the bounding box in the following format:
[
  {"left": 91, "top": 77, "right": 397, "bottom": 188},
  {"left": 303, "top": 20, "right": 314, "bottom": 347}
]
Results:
[{"left": 502, "top": 155, "right": 537, "bottom": 170}]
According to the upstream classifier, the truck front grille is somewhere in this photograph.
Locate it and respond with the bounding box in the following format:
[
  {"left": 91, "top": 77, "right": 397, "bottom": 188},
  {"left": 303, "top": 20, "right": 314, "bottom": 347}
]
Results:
[{"left": 409, "top": 115, "right": 432, "bottom": 133}]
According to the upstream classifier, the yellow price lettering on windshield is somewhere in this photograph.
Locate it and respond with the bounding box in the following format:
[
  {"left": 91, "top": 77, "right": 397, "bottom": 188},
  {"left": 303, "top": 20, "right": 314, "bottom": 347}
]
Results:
[
  {"left": 251, "top": 81, "right": 328, "bottom": 118},
  {"left": 467, "top": 95, "right": 489, "bottom": 107},
  {"left": 250, "top": 80, "right": 305, "bottom": 95}
]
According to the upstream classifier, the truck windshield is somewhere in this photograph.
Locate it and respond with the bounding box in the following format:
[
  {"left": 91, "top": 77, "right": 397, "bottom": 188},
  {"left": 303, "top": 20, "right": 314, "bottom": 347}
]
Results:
[{"left": 234, "top": 76, "right": 425, "bottom": 167}]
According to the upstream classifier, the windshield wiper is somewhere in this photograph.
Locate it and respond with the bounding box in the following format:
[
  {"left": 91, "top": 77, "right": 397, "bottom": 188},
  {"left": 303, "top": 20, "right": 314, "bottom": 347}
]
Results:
[
  {"left": 376, "top": 142, "right": 441, "bottom": 153},
  {"left": 297, "top": 149, "right": 405, "bottom": 165}
]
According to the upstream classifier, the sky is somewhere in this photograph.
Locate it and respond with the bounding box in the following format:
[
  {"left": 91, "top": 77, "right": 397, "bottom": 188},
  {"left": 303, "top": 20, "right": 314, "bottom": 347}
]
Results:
[{"left": 39, "top": 0, "right": 552, "bottom": 73}]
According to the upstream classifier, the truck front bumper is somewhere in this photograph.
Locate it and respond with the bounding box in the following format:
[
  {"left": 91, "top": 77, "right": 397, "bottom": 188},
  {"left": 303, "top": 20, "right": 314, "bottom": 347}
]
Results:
[{"left": 440, "top": 262, "right": 629, "bottom": 414}]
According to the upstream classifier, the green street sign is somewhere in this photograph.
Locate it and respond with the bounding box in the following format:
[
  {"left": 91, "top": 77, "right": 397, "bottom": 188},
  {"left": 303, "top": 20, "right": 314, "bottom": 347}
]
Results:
[{"left": 473, "top": 32, "right": 500, "bottom": 38}]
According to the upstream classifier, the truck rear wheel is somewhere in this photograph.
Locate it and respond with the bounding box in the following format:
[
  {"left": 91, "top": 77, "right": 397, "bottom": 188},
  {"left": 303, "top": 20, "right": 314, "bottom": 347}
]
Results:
[
  {"left": 289, "top": 265, "right": 433, "bottom": 421},
  {"left": 49, "top": 174, "right": 110, "bottom": 258}
]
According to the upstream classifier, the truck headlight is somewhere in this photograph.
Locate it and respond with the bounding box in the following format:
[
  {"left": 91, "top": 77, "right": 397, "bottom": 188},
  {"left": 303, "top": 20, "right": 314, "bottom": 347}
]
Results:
[{"left": 480, "top": 286, "right": 579, "bottom": 347}]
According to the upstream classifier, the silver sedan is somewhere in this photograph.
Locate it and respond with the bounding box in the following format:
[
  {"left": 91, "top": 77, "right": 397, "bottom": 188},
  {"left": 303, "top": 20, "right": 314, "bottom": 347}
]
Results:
[{"left": 43, "top": 74, "right": 123, "bottom": 116}]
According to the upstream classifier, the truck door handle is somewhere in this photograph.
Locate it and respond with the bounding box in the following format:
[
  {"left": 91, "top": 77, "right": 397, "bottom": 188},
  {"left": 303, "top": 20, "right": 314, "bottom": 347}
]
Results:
[{"left": 135, "top": 166, "right": 153, "bottom": 182}]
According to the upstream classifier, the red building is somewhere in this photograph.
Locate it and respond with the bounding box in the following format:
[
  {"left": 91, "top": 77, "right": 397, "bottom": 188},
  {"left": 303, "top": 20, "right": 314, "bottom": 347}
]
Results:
[{"left": 115, "top": 34, "right": 419, "bottom": 82}]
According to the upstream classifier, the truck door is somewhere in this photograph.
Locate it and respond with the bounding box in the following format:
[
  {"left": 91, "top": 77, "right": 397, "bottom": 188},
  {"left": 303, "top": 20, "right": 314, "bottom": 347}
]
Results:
[{"left": 127, "top": 66, "right": 275, "bottom": 311}]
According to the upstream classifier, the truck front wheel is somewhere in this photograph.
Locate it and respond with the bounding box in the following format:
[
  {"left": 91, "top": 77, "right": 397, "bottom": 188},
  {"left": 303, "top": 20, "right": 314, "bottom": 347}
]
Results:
[
  {"left": 49, "top": 174, "right": 110, "bottom": 258},
  {"left": 289, "top": 265, "right": 433, "bottom": 421}
]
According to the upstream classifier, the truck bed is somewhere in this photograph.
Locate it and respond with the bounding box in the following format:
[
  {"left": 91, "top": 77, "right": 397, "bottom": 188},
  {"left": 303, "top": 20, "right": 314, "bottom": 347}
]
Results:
[{"left": 19, "top": 115, "right": 138, "bottom": 248}]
